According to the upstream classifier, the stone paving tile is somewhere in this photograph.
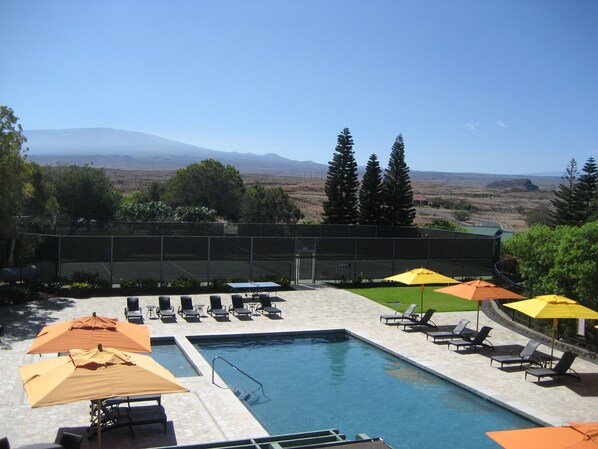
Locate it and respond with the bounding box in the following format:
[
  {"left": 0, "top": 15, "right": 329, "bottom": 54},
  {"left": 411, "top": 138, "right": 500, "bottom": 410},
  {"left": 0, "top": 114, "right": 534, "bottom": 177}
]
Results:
[{"left": 1, "top": 285, "right": 597, "bottom": 449}]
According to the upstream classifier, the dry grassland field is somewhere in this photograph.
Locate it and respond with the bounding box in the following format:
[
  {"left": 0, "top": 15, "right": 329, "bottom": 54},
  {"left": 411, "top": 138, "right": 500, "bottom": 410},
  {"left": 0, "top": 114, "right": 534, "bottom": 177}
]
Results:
[{"left": 106, "top": 169, "right": 559, "bottom": 232}]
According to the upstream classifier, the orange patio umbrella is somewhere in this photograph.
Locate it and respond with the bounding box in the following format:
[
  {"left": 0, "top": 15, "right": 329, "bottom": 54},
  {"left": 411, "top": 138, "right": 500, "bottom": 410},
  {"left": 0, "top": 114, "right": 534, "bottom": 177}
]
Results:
[
  {"left": 435, "top": 280, "right": 525, "bottom": 330},
  {"left": 384, "top": 267, "right": 459, "bottom": 313},
  {"left": 19, "top": 345, "right": 188, "bottom": 448},
  {"left": 27, "top": 312, "right": 151, "bottom": 354},
  {"left": 487, "top": 422, "right": 598, "bottom": 449}
]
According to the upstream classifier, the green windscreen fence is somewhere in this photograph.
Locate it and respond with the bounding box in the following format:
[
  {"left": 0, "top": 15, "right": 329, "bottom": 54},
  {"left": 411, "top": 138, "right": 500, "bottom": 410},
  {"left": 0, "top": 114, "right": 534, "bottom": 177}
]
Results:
[{"left": 20, "top": 233, "right": 499, "bottom": 284}]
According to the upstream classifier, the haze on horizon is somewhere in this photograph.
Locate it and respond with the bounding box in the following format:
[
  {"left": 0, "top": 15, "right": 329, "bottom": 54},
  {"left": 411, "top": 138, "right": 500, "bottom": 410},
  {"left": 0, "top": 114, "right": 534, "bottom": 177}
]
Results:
[{"left": 1, "top": 0, "right": 597, "bottom": 175}]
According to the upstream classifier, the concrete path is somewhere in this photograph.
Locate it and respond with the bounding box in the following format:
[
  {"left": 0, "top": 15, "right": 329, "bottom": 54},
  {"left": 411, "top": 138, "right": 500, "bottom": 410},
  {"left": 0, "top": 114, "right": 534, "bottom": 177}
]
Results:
[{"left": 1, "top": 285, "right": 597, "bottom": 449}]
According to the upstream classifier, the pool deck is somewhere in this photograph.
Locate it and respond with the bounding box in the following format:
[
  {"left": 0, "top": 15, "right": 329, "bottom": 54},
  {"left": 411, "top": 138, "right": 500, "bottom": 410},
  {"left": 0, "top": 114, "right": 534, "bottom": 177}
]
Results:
[{"left": 1, "top": 285, "right": 598, "bottom": 449}]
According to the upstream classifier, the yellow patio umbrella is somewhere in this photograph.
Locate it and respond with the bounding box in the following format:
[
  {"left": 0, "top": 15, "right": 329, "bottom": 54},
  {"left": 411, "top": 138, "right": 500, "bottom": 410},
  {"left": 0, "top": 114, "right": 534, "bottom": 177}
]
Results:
[
  {"left": 504, "top": 295, "right": 598, "bottom": 360},
  {"left": 435, "top": 280, "right": 526, "bottom": 330},
  {"left": 27, "top": 312, "right": 151, "bottom": 354},
  {"left": 19, "top": 344, "right": 188, "bottom": 448},
  {"left": 384, "top": 267, "right": 459, "bottom": 313},
  {"left": 487, "top": 422, "right": 598, "bottom": 449}
]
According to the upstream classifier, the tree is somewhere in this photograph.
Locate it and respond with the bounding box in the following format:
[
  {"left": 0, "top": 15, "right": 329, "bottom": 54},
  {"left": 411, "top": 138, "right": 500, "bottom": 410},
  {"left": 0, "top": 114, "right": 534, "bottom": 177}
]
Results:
[
  {"left": 504, "top": 222, "right": 598, "bottom": 308},
  {"left": 358, "top": 154, "right": 383, "bottom": 224},
  {"left": 118, "top": 200, "right": 172, "bottom": 222},
  {"left": 23, "top": 163, "right": 59, "bottom": 230},
  {"left": 240, "top": 182, "right": 304, "bottom": 224},
  {"left": 164, "top": 159, "right": 245, "bottom": 221},
  {"left": 48, "top": 165, "right": 122, "bottom": 234},
  {"left": 130, "top": 180, "right": 166, "bottom": 203},
  {"left": 174, "top": 206, "right": 217, "bottom": 222},
  {"left": 322, "top": 128, "right": 359, "bottom": 224},
  {"left": 550, "top": 159, "right": 581, "bottom": 226},
  {"left": 525, "top": 204, "right": 552, "bottom": 227},
  {"left": 382, "top": 134, "right": 415, "bottom": 226},
  {"left": 574, "top": 157, "right": 598, "bottom": 223},
  {"left": 425, "top": 219, "right": 469, "bottom": 233},
  {"left": 0, "top": 106, "right": 29, "bottom": 266}
]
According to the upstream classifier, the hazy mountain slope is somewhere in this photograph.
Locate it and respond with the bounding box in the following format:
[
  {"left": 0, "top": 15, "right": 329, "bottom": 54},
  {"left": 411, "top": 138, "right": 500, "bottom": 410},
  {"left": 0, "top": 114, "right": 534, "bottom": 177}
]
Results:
[
  {"left": 23, "top": 128, "right": 560, "bottom": 187},
  {"left": 24, "top": 128, "right": 327, "bottom": 175}
]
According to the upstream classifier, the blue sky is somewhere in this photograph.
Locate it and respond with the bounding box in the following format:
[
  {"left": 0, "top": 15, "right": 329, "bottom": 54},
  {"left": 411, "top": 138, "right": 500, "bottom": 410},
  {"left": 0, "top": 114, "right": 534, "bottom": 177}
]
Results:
[{"left": 1, "top": 0, "right": 597, "bottom": 175}]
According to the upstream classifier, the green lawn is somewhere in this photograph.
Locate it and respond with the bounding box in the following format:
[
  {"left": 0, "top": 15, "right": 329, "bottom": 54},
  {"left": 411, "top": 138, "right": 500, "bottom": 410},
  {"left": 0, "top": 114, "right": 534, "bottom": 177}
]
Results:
[{"left": 345, "top": 285, "right": 479, "bottom": 313}]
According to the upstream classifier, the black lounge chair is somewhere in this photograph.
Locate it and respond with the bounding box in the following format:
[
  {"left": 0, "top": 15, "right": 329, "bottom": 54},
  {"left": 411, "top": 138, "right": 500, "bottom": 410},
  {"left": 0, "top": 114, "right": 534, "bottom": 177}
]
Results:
[
  {"left": 208, "top": 295, "right": 230, "bottom": 319},
  {"left": 56, "top": 432, "right": 84, "bottom": 449},
  {"left": 397, "top": 308, "right": 437, "bottom": 330},
  {"left": 256, "top": 293, "right": 282, "bottom": 317},
  {"left": 229, "top": 294, "right": 252, "bottom": 318},
  {"left": 157, "top": 296, "right": 176, "bottom": 320},
  {"left": 525, "top": 351, "right": 580, "bottom": 383},
  {"left": 426, "top": 319, "right": 471, "bottom": 342},
  {"left": 490, "top": 340, "right": 542, "bottom": 368},
  {"left": 447, "top": 325, "right": 494, "bottom": 351},
  {"left": 178, "top": 295, "right": 200, "bottom": 321},
  {"left": 380, "top": 303, "right": 418, "bottom": 324},
  {"left": 124, "top": 297, "right": 143, "bottom": 323}
]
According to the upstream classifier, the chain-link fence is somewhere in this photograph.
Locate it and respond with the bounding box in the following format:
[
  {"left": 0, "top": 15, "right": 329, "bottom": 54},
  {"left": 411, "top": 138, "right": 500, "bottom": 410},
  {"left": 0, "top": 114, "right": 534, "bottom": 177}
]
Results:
[{"left": 21, "top": 230, "right": 499, "bottom": 285}]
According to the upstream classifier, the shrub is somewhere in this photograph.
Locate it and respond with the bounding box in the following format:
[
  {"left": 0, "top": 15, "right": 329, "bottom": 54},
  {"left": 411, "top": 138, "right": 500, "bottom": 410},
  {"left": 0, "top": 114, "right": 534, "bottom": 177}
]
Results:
[
  {"left": 69, "top": 282, "right": 91, "bottom": 297},
  {"left": 0, "top": 286, "right": 32, "bottom": 304},
  {"left": 71, "top": 271, "right": 100, "bottom": 285},
  {"left": 119, "top": 278, "right": 139, "bottom": 289},
  {"left": 170, "top": 276, "right": 201, "bottom": 290},
  {"left": 139, "top": 278, "right": 159, "bottom": 290},
  {"left": 211, "top": 278, "right": 228, "bottom": 290},
  {"left": 353, "top": 272, "right": 364, "bottom": 285}
]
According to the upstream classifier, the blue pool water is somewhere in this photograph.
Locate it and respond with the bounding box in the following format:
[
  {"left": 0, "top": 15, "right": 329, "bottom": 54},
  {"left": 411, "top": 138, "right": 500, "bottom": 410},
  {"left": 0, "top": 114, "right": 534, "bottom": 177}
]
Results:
[
  {"left": 150, "top": 339, "right": 199, "bottom": 377},
  {"left": 193, "top": 332, "right": 536, "bottom": 449}
]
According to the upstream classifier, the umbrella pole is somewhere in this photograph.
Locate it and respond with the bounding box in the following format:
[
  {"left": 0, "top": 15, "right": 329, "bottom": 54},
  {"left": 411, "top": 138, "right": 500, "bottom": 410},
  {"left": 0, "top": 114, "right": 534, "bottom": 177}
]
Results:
[
  {"left": 96, "top": 398, "right": 102, "bottom": 449},
  {"left": 420, "top": 284, "right": 424, "bottom": 313},
  {"left": 476, "top": 302, "right": 480, "bottom": 332},
  {"left": 550, "top": 318, "right": 557, "bottom": 367}
]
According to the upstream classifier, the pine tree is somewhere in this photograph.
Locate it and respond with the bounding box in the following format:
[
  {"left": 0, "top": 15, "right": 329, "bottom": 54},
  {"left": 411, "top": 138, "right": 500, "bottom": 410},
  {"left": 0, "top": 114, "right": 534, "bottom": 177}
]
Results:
[
  {"left": 382, "top": 134, "right": 416, "bottom": 226},
  {"left": 550, "top": 159, "right": 582, "bottom": 226},
  {"left": 358, "top": 153, "right": 383, "bottom": 224},
  {"left": 574, "top": 157, "right": 598, "bottom": 224},
  {"left": 322, "top": 128, "right": 359, "bottom": 224}
]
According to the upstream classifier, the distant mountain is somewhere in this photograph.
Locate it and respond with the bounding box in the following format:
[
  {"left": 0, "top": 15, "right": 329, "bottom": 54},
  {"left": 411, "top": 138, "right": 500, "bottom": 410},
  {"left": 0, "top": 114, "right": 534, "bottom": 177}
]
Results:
[
  {"left": 23, "top": 128, "right": 561, "bottom": 187},
  {"left": 23, "top": 128, "right": 328, "bottom": 176}
]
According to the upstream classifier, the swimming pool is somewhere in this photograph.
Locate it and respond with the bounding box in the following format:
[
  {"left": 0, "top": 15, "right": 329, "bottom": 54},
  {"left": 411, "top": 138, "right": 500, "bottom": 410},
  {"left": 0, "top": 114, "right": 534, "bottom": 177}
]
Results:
[
  {"left": 192, "top": 331, "right": 537, "bottom": 449},
  {"left": 150, "top": 338, "right": 200, "bottom": 377}
]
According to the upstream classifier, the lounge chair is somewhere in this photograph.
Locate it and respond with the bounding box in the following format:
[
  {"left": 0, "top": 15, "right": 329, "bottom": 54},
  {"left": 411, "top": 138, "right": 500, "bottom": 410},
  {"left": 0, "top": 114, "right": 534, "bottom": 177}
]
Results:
[
  {"left": 55, "top": 432, "right": 84, "bottom": 449},
  {"left": 426, "top": 319, "right": 471, "bottom": 342},
  {"left": 447, "top": 325, "right": 494, "bottom": 351},
  {"left": 229, "top": 294, "right": 252, "bottom": 318},
  {"left": 178, "top": 295, "right": 200, "bottom": 321},
  {"left": 490, "top": 340, "right": 542, "bottom": 368},
  {"left": 124, "top": 297, "right": 143, "bottom": 322},
  {"left": 208, "top": 295, "right": 230, "bottom": 319},
  {"left": 396, "top": 308, "right": 437, "bottom": 330},
  {"left": 380, "top": 303, "right": 418, "bottom": 324},
  {"left": 256, "top": 293, "right": 282, "bottom": 317},
  {"left": 157, "top": 296, "right": 176, "bottom": 320},
  {"left": 524, "top": 351, "right": 580, "bottom": 383}
]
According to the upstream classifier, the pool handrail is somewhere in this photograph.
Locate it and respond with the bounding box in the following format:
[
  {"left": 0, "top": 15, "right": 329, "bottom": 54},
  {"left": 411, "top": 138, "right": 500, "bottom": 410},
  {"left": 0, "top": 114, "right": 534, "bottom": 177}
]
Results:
[{"left": 211, "top": 355, "right": 266, "bottom": 396}]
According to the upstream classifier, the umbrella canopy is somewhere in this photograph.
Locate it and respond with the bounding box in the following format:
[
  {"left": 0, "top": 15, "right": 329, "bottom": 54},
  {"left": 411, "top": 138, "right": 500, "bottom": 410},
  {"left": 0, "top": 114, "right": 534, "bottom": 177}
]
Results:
[
  {"left": 487, "top": 422, "right": 598, "bottom": 449},
  {"left": 435, "top": 280, "right": 525, "bottom": 330},
  {"left": 504, "top": 295, "right": 598, "bottom": 359},
  {"left": 19, "top": 345, "right": 188, "bottom": 448},
  {"left": 27, "top": 312, "right": 151, "bottom": 354},
  {"left": 384, "top": 267, "right": 459, "bottom": 312}
]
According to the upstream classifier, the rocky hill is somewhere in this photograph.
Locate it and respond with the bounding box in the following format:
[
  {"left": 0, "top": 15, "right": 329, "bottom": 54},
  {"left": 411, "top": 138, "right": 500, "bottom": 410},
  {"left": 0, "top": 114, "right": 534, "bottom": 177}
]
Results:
[{"left": 486, "top": 179, "right": 539, "bottom": 191}]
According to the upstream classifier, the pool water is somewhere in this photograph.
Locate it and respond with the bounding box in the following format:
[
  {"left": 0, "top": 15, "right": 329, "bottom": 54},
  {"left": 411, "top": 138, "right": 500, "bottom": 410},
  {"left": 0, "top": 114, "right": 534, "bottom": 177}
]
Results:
[
  {"left": 150, "top": 339, "right": 199, "bottom": 377},
  {"left": 193, "top": 332, "right": 536, "bottom": 449}
]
